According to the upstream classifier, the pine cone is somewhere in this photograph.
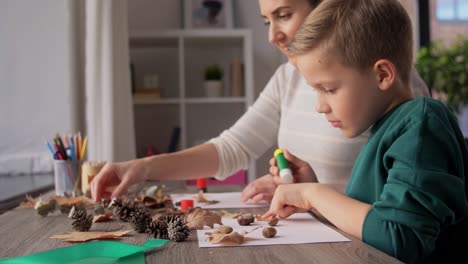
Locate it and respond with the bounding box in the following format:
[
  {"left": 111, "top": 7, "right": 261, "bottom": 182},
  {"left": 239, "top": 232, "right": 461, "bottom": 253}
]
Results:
[
  {"left": 131, "top": 208, "right": 152, "bottom": 233},
  {"left": 147, "top": 219, "right": 168, "bottom": 239},
  {"left": 167, "top": 215, "right": 190, "bottom": 242},
  {"left": 111, "top": 197, "right": 136, "bottom": 222},
  {"left": 71, "top": 209, "right": 93, "bottom": 231}
]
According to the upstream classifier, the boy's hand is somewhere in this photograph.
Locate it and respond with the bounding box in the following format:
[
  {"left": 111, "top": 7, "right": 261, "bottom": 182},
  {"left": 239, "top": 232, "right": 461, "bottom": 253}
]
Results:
[
  {"left": 262, "top": 183, "right": 316, "bottom": 219},
  {"left": 241, "top": 174, "right": 278, "bottom": 203},
  {"left": 90, "top": 159, "right": 147, "bottom": 202},
  {"left": 269, "top": 149, "right": 318, "bottom": 185}
]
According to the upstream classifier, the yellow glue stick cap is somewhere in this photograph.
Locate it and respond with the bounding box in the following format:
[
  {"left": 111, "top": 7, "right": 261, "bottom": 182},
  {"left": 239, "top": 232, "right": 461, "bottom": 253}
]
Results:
[{"left": 274, "top": 148, "right": 284, "bottom": 157}]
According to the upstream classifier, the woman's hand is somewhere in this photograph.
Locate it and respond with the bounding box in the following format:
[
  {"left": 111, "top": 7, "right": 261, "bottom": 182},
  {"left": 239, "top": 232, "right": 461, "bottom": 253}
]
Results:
[
  {"left": 90, "top": 159, "right": 147, "bottom": 202},
  {"left": 241, "top": 174, "right": 278, "bottom": 203},
  {"left": 269, "top": 149, "right": 318, "bottom": 185}
]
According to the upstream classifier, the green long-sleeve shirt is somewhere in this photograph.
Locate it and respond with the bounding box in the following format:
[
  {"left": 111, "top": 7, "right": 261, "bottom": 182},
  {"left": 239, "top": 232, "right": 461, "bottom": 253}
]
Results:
[{"left": 346, "top": 97, "right": 468, "bottom": 263}]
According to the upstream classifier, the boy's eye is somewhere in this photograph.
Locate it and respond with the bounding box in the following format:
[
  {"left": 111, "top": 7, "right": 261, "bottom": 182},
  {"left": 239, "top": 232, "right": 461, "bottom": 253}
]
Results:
[{"left": 264, "top": 20, "right": 270, "bottom": 26}]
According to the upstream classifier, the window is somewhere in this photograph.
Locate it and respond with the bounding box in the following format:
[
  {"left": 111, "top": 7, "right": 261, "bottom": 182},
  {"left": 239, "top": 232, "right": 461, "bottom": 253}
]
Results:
[{"left": 436, "top": 0, "right": 468, "bottom": 21}]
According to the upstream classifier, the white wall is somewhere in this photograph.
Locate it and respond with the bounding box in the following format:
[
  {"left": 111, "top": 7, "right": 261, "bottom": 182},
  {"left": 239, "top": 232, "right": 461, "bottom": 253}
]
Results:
[
  {"left": 0, "top": 0, "right": 78, "bottom": 155},
  {"left": 127, "top": 0, "right": 283, "bottom": 176}
]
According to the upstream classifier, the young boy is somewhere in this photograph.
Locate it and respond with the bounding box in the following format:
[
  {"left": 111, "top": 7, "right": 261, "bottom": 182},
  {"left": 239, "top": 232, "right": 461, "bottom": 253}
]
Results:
[{"left": 262, "top": 0, "right": 468, "bottom": 262}]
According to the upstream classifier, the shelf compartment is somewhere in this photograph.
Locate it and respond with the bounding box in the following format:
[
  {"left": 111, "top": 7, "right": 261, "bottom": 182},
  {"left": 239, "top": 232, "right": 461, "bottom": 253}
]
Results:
[
  {"left": 185, "top": 103, "right": 245, "bottom": 147},
  {"left": 185, "top": 97, "right": 246, "bottom": 104},
  {"left": 133, "top": 104, "right": 180, "bottom": 157},
  {"left": 133, "top": 98, "right": 180, "bottom": 105}
]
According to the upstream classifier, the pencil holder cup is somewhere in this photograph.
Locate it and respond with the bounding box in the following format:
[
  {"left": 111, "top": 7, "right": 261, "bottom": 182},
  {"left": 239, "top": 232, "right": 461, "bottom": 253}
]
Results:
[
  {"left": 54, "top": 160, "right": 82, "bottom": 196},
  {"left": 81, "top": 161, "right": 106, "bottom": 195}
]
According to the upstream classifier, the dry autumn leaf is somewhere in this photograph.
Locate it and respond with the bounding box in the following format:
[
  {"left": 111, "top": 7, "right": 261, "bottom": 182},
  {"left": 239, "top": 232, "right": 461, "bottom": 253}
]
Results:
[
  {"left": 184, "top": 207, "right": 222, "bottom": 229},
  {"left": 194, "top": 191, "right": 219, "bottom": 205},
  {"left": 255, "top": 214, "right": 274, "bottom": 222},
  {"left": 21, "top": 195, "right": 94, "bottom": 209},
  {"left": 135, "top": 195, "right": 173, "bottom": 209},
  {"left": 213, "top": 226, "right": 233, "bottom": 234},
  {"left": 205, "top": 226, "right": 261, "bottom": 245},
  {"left": 205, "top": 231, "right": 245, "bottom": 245},
  {"left": 50, "top": 230, "right": 131, "bottom": 242},
  {"left": 93, "top": 213, "right": 113, "bottom": 223},
  {"left": 220, "top": 210, "right": 242, "bottom": 219},
  {"left": 20, "top": 195, "right": 37, "bottom": 208}
]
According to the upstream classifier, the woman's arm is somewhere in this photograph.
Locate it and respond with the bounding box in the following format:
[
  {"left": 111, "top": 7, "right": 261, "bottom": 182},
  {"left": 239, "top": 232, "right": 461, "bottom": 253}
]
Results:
[
  {"left": 141, "top": 143, "right": 220, "bottom": 181},
  {"left": 91, "top": 64, "right": 292, "bottom": 201}
]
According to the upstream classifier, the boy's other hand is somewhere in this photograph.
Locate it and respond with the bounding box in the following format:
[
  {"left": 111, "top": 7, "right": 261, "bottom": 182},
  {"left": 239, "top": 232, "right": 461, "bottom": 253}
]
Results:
[{"left": 269, "top": 149, "right": 318, "bottom": 185}]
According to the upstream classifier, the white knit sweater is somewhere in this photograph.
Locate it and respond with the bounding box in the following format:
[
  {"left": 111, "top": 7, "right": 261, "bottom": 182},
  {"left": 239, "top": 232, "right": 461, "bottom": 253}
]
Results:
[{"left": 210, "top": 63, "right": 429, "bottom": 190}]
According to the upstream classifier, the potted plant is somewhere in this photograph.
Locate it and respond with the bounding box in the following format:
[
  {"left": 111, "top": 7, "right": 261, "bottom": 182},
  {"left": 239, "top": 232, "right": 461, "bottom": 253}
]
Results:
[
  {"left": 415, "top": 36, "right": 468, "bottom": 113},
  {"left": 204, "top": 64, "right": 223, "bottom": 97}
]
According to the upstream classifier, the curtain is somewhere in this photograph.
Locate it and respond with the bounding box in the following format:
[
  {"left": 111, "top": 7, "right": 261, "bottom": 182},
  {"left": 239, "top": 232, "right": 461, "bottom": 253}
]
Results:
[{"left": 85, "top": 0, "right": 136, "bottom": 162}]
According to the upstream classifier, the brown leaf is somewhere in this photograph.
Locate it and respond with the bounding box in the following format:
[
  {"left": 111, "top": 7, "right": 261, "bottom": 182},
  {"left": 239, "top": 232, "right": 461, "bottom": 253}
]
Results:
[
  {"left": 141, "top": 196, "right": 161, "bottom": 208},
  {"left": 206, "top": 232, "right": 245, "bottom": 245},
  {"left": 50, "top": 230, "right": 131, "bottom": 242},
  {"left": 93, "top": 213, "right": 113, "bottom": 223},
  {"left": 51, "top": 196, "right": 95, "bottom": 207},
  {"left": 184, "top": 207, "right": 222, "bottom": 229},
  {"left": 255, "top": 214, "right": 274, "bottom": 222},
  {"left": 220, "top": 210, "right": 242, "bottom": 219},
  {"left": 213, "top": 226, "right": 233, "bottom": 234},
  {"left": 194, "top": 191, "right": 219, "bottom": 204},
  {"left": 205, "top": 226, "right": 261, "bottom": 245},
  {"left": 21, "top": 195, "right": 95, "bottom": 209},
  {"left": 134, "top": 195, "right": 173, "bottom": 209},
  {"left": 20, "top": 195, "right": 37, "bottom": 208}
]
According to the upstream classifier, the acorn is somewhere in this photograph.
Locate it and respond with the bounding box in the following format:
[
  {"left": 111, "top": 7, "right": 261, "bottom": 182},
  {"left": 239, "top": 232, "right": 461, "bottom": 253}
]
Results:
[
  {"left": 237, "top": 213, "right": 255, "bottom": 226},
  {"left": 268, "top": 217, "right": 279, "bottom": 226},
  {"left": 262, "top": 227, "right": 277, "bottom": 238}
]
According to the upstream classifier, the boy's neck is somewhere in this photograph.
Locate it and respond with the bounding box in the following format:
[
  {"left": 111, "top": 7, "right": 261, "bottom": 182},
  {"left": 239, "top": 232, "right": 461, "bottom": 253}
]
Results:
[{"left": 381, "top": 81, "right": 414, "bottom": 118}]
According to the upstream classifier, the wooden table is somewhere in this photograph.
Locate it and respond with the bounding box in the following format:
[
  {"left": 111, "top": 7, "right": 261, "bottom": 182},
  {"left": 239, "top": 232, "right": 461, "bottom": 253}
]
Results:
[
  {"left": 0, "top": 184, "right": 401, "bottom": 263},
  {"left": 0, "top": 173, "right": 54, "bottom": 213}
]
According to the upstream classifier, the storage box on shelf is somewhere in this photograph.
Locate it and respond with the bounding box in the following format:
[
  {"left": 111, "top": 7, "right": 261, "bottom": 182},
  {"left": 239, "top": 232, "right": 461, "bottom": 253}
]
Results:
[{"left": 130, "top": 29, "right": 255, "bottom": 184}]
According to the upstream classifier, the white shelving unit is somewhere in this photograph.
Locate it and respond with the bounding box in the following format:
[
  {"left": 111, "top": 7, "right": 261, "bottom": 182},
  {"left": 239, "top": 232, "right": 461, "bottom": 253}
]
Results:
[{"left": 130, "top": 29, "right": 256, "bottom": 182}]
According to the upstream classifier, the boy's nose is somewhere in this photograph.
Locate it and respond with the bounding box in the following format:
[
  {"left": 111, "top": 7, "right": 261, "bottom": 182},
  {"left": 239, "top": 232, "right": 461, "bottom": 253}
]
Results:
[{"left": 315, "top": 94, "right": 330, "bottom": 114}]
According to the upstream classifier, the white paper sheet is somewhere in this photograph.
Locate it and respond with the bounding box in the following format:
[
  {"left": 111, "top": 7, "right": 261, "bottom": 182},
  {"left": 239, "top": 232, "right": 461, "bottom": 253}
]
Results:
[
  {"left": 171, "top": 192, "right": 269, "bottom": 209},
  {"left": 197, "top": 213, "right": 350, "bottom": 247}
]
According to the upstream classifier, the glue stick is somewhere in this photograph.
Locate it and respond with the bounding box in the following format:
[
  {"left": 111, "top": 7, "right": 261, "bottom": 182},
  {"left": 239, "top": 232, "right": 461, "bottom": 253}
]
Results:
[{"left": 274, "top": 148, "right": 293, "bottom": 184}]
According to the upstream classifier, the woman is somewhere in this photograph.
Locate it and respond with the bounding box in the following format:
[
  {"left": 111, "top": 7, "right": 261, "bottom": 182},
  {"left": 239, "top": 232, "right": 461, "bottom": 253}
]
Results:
[{"left": 91, "top": 0, "right": 429, "bottom": 202}]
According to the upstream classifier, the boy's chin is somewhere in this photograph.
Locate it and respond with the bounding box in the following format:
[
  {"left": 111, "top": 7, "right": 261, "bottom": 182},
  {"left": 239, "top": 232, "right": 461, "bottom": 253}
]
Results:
[{"left": 340, "top": 128, "right": 360, "bottom": 138}]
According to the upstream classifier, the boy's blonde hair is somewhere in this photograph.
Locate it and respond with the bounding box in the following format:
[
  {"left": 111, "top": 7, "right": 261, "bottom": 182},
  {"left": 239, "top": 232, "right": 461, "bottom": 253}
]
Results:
[{"left": 289, "top": 0, "right": 413, "bottom": 84}]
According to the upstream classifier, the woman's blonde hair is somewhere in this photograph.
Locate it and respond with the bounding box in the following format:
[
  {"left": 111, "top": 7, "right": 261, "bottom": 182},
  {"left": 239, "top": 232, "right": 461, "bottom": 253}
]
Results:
[
  {"left": 307, "top": 0, "right": 321, "bottom": 8},
  {"left": 289, "top": 0, "right": 413, "bottom": 84}
]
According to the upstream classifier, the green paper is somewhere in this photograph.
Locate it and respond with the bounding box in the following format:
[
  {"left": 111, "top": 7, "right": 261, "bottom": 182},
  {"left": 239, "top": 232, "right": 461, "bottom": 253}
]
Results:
[{"left": 0, "top": 239, "right": 169, "bottom": 264}]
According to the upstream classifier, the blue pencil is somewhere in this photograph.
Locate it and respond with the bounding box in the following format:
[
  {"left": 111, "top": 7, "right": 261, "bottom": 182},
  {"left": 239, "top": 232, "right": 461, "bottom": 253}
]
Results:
[
  {"left": 70, "top": 142, "right": 76, "bottom": 161},
  {"left": 46, "top": 142, "right": 56, "bottom": 159}
]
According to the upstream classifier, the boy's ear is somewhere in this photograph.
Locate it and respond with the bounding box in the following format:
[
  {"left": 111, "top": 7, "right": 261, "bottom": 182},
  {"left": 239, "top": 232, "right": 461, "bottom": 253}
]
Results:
[{"left": 373, "top": 59, "right": 395, "bottom": 92}]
